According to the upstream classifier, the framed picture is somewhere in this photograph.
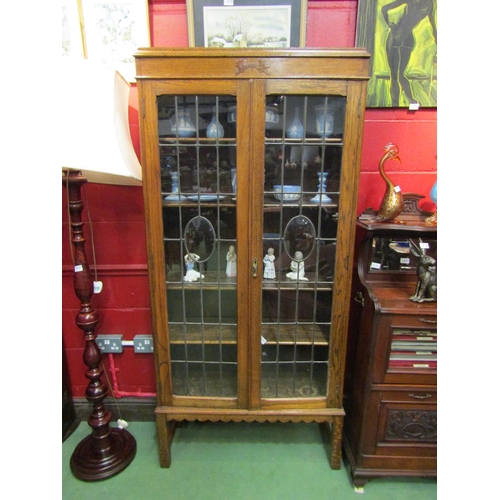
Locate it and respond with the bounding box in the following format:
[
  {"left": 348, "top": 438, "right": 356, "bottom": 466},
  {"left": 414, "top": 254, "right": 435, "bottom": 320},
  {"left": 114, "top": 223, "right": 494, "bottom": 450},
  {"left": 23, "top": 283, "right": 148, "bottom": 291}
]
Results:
[
  {"left": 79, "top": 0, "right": 150, "bottom": 82},
  {"left": 62, "top": 0, "right": 85, "bottom": 58},
  {"left": 187, "top": 0, "right": 307, "bottom": 48},
  {"left": 356, "top": 0, "right": 437, "bottom": 108}
]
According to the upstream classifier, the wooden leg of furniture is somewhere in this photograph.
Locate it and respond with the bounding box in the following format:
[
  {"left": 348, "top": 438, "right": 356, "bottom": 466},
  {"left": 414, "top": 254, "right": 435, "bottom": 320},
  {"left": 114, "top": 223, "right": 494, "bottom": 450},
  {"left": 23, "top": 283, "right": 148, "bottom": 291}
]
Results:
[
  {"left": 156, "top": 413, "right": 176, "bottom": 468},
  {"left": 319, "top": 418, "right": 342, "bottom": 470},
  {"left": 352, "top": 476, "right": 369, "bottom": 489},
  {"left": 329, "top": 416, "right": 343, "bottom": 469}
]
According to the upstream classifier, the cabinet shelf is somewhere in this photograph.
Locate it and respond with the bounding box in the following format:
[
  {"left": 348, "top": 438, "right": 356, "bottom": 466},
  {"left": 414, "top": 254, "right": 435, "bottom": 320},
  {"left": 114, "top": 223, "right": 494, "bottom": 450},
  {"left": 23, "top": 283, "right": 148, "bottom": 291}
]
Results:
[
  {"left": 166, "top": 271, "right": 333, "bottom": 290},
  {"left": 159, "top": 137, "right": 237, "bottom": 145},
  {"left": 169, "top": 323, "right": 237, "bottom": 344},
  {"left": 265, "top": 138, "right": 343, "bottom": 145},
  {"left": 261, "top": 323, "right": 329, "bottom": 345},
  {"left": 168, "top": 322, "right": 329, "bottom": 346},
  {"left": 161, "top": 198, "right": 339, "bottom": 210},
  {"left": 166, "top": 271, "right": 236, "bottom": 288},
  {"left": 262, "top": 273, "right": 333, "bottom": 290}
]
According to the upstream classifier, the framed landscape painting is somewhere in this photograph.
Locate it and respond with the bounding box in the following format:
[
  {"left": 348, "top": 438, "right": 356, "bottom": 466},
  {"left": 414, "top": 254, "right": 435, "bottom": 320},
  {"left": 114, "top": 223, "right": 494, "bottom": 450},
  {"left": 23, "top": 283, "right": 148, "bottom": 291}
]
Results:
[{"left": 187, "top": 0, "right": 307, "bottom": 48}]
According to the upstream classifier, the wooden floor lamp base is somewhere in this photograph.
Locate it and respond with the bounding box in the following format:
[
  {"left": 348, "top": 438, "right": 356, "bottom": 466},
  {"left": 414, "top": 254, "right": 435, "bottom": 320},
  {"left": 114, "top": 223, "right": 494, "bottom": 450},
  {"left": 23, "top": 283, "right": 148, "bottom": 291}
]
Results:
[{"left": 71, "top": 427, "right": 137, "bottom": 481}]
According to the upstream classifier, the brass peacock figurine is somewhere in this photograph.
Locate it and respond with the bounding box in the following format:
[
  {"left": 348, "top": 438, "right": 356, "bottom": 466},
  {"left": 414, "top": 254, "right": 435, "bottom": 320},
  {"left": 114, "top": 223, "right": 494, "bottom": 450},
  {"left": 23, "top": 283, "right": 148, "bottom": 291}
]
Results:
[{"left": 376, "top": 143, "right": 403, "bottom": 222}]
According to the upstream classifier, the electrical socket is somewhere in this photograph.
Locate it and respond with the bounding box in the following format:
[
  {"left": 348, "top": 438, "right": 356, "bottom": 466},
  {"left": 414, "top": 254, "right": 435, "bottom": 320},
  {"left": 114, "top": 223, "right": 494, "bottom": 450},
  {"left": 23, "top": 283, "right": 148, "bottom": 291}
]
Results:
[
  {"left": 134, "top": 334, "right": 154, "bottom": 353},
  {"left": 96, "top": 334, "right": 123, "bottom": 353}
]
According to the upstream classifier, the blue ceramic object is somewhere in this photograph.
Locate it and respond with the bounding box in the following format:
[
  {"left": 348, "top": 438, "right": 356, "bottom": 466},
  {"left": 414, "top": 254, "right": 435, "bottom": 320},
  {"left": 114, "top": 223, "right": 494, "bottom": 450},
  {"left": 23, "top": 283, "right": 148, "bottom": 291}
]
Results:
[
  {"left": 273, "top": 185, "right": 301, "bottom": 202},
  {"left": 430, "top": 181, "right": 437, "bottom": 203},
  {"left": 206, "top": 111, "right": 224, "bottom": 139},
  {"left": 286, "top": 107, "right": 304, "bottom": 138},
  {"left": 314, "top": 104, "right": 334, "bottom": 138},
  {"left": 170, "top": 108, "right": 196, "bottom": 137}
]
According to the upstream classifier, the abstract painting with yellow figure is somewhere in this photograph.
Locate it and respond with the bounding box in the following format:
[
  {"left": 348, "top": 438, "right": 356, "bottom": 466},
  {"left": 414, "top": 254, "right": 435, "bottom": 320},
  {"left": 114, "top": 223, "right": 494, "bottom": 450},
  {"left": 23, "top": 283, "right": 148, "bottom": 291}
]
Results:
[{"left": 356, "top": 0, "right": 437, "bottom": 107}]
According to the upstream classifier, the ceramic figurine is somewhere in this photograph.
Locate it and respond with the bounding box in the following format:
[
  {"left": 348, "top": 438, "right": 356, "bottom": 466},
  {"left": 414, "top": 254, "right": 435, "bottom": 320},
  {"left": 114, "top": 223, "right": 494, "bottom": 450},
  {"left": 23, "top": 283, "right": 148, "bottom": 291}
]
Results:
[
  {"left": 263, "top": 248, "right": 276, "bottom": 279},
  {"left": 226, "top": 245, "right": 237, "bottom": 277},
  {"left": 184, "top": 253, "right": 204, "bottom": 282},
  {"left": 286, "top": 251, "right": 308, "bottom": 281},
  {"left": 376, "top": 143, "right": 404, "bottom": 222}
]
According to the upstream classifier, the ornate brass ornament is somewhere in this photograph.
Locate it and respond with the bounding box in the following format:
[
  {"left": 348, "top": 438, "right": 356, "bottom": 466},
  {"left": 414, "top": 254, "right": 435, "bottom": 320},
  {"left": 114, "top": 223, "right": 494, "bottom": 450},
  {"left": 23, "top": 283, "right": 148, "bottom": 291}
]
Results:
[{"left": 376, "top": 143, "right": 404, "bottom": 222}]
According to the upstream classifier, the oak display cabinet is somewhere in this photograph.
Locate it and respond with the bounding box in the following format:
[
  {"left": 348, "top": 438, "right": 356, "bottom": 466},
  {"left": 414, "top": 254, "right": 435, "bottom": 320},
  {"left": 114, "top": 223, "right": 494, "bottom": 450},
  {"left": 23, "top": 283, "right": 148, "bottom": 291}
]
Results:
[
  {"left": 134, "top": 48, "right": 369, "bottom": 468},
  {"left": 343, "top": 200, "right": 437, "bottom": 486}
]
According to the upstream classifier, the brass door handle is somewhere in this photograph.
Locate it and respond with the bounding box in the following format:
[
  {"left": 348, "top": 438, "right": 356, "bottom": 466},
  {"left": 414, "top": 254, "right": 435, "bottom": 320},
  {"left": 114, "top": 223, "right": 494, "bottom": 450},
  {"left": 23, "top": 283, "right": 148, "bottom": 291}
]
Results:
[{"left": 252, "top": 258, "right": 258, "bottom": 278}]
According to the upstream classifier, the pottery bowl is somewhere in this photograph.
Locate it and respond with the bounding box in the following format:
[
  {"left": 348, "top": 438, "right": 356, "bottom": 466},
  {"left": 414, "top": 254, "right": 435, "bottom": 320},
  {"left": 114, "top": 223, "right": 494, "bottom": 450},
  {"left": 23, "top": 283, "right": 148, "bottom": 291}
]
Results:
[{"left": 273, "top": 185, "right": 301, "bottom": 201}]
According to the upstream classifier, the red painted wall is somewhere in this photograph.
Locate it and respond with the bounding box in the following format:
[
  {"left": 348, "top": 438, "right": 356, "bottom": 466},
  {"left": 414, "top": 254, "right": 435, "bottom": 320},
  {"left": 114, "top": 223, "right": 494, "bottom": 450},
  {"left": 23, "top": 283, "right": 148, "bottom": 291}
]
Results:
[{"left": 62, "top": 0, "right": 437, "bottom": 398}]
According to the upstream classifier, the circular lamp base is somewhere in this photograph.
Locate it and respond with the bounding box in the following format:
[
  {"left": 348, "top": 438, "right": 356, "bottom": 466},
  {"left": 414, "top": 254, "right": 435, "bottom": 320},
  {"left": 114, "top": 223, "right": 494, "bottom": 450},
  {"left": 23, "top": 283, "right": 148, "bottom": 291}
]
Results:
[{"left": 70, "top": 428, "right": 137, "bottom": 481}]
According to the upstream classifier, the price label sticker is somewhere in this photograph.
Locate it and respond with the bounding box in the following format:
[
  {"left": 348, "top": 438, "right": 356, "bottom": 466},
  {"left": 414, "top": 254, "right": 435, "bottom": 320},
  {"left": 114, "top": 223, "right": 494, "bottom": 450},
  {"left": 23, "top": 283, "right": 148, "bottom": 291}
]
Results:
[
  {"left": 400, "top": 257, "right": 410, "bottom": 264},
  {"left": 370, "top": 262, "right": 381, "bottom": 270},
  {"left": 224, "top": 0, "right": 234, "bottom": 5},
  {"left": 261, "top": 336, "right": 267, "bottom": 345},
  {"left": 93, "top": 281, "right": 103, "bottom": 294},
  {"left": 409, "top": 102, "right": 420, "bottom": 110},
  {"left": 420, "top": 242, "right": 430, "bottom": 250},
  {"left": 74, "top": 265, "right": 83, "bottom": 272},
  {"left": 394, "top": 185, "right": 401, "bottom": 193}
]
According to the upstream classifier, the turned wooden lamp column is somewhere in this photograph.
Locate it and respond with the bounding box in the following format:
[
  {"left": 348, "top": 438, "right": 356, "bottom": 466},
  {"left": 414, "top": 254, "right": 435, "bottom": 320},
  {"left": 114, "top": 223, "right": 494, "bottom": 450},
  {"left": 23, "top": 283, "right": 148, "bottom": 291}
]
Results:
[
  {"left": 65, "top": 170, "right": 136, "bottom": 480},
  {"left": 62, "top": 59, "right": 142, "bottom": 480}
]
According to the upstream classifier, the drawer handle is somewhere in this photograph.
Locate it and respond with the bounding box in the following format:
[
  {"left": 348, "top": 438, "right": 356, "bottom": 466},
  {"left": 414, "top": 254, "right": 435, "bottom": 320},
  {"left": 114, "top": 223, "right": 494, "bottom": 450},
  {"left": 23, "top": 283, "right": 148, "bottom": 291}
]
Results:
[
  {"left": 354, "top": 291, "right": 364, "bottom": 306},
  {"left": 408, "top": 393, "right": 433, "bottom": 399},
  {"left": 419, "top": 318, "right": 437, "bottom": 324}
]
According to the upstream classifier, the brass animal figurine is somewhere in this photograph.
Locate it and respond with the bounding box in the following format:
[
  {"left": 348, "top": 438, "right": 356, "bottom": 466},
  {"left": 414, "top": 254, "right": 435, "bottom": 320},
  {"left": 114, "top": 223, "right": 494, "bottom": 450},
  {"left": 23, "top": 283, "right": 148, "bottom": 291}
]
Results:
[
  {"left": 376, "top": 143, "right": 404, "bottom": 222},
  {"left": 409, "top": 239, "right": 437, "bottom": 302}
]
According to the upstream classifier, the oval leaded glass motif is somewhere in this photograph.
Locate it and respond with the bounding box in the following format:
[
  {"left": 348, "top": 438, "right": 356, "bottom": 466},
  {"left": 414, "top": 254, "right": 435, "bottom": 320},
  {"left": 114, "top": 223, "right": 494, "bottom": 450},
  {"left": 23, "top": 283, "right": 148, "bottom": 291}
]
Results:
[
  {"left": 184, "top": 216, "right": 216, "bottom": 263},
  {"left": 283, "top": 215, "right": 316, "bottom": 261}
]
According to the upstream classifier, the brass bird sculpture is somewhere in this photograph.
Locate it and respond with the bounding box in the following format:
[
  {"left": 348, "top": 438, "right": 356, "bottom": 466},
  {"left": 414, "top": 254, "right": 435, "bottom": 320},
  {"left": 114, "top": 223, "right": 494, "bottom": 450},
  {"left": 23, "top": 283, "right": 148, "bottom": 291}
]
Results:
[{"left": 376, "top": 143, "right": 403, "bottom": 222}]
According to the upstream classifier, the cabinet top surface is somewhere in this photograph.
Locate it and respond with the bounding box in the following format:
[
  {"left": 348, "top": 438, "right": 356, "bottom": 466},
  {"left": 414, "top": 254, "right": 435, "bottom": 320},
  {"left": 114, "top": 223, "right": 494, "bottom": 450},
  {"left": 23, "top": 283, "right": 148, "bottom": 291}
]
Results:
[
  {"left": 135, "top": 47, "right": 371, "bottom": 59},
  {"left": 134, "top": 47, "right": 371, "bottom": 80}
]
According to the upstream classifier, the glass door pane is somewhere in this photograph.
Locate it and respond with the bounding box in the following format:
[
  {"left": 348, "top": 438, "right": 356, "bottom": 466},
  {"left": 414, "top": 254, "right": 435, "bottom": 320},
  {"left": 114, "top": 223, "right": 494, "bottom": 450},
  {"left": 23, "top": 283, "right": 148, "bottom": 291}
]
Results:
[
  {"left": 260, "top": 94, "right": 346, "bottom": 398},
  {"left": 158, "top": 94, "right": 238, "bottom": 397}
]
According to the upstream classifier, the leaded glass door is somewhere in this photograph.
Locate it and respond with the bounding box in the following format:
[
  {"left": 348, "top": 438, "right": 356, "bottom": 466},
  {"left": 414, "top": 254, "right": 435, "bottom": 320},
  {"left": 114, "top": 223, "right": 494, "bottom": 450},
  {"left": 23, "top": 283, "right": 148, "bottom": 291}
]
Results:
[
  {"left": 157, "top": 91, "right": 241, "bottom": 400},
  {"left": 259, "top": 92, "right": 347, "bottom": 402}
]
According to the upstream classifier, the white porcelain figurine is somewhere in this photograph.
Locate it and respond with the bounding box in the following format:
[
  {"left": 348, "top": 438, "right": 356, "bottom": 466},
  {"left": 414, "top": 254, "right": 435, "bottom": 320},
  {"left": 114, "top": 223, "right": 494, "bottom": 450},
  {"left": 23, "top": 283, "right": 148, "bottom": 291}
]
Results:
[
  {"left": 263, "top": 248, "right": 276, "bottom": 279},
  {"left": 184, "top": 253, "right": 204, "bottom": 282},
  {"left": 226, "top": 245, "right": 237, "bottom": 277},
  {"left": 286, "top": 251, "right": 308, "bottom": 281}
]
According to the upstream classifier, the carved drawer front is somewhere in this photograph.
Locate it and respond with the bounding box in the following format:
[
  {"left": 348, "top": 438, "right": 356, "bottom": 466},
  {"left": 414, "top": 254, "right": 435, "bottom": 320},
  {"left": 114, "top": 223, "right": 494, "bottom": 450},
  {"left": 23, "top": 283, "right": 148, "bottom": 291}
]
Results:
[
  {"left": 370, "top": 390, "right": 437, "bottom": 454},
  {"left": 373, "top": 314, "right": 437, "bottom": 386}
]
